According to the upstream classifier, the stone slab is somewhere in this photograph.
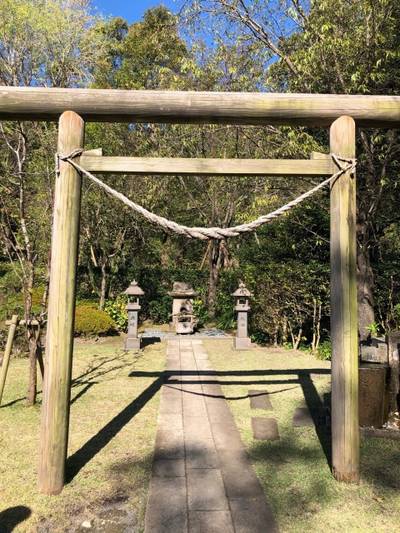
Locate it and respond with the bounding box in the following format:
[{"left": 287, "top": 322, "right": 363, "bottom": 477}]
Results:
[
  {"left": 157, "top": 412, "right": 183, "bottom": 431},
  {"left": 187, "top": 469, "right": 229, "bottom": 511},
  {"left": 152, "top": 458, "right": 185, "bottom": 477},
  {"left": 249, "top": 390, "right": 273, "bottom": 410},
  {"left": 154, "top": 430, "right": 184, "bottom": 460},
  {"left": 184, "top": 416, "right": 213, "bottom": 440},
  {"left": 144, "top": 476, "right": 188, "bottom": 533},
  {"left": 218, "top": 449, "right": 264, "bottom": 499},
  {"left": 229, "top": 497, "right": 278, "bottom": 533},
  {"left": 188, "top": 511, "right": 234, "bottom": 533},
  {"left": 211, "top": 421, "right": 243, "bottom": 451},
  {"left": 292, "top": 407, "right": 314, "bottom": 427},
  {"left": 251, "top": 418, "right": 280, "bottom": 441},
  {"left": 185, "top": 438, "right": 219, "bottom": 469}
]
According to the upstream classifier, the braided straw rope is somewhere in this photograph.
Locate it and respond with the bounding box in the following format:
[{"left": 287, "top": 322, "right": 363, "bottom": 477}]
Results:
[{"left": 57, "top": 151, "right": 356, "bottom": 241}]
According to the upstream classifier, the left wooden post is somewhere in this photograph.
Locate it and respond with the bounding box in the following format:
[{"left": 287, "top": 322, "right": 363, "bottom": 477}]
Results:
[{"left": 38, "top": 111, "right": 85, "bottom": 495}]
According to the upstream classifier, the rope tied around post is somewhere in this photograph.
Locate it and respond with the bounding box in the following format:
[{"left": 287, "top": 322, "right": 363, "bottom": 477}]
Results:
[{"left": 56, "top": 150, "right": 356, "bottom": 241}]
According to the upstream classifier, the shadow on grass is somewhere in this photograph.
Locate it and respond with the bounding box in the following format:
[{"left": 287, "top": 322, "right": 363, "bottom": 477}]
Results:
[
  {"left": 0, "top": 506, "right": 31, "bottom": 532},
  {"left": 66, "top": 376, "right": 164, "bottom": 483},
  {"left": 0, "top": 355, "right": 130, "bottom": 408}
]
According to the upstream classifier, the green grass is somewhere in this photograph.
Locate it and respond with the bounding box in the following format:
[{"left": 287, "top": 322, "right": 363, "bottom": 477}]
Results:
[
  {"left": 2, "top": 336, "right": 400, "bottom": 532},
  {"left": 0, "top": 336, "right": 165, "bottom": 532},
  {"left": 205, "top": 339, "right": 400, "bottom": 533}
]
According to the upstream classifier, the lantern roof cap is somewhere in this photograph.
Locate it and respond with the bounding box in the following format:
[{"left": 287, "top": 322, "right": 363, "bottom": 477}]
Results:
[
  {"left": 124, "top": 280, "right": 144, "bottom": 296},
  {"left": 232, "top": 281, "right": 252, "bottom": 297},
  {"left": 168, "top": 281, "right": 198, "bottom": 298}
]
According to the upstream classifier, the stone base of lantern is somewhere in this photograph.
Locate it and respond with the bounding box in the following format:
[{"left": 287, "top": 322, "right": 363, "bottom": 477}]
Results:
[
  {"left": 125, "top": 336, "right": 141, "bottom": 351},
  {"left": 234, "top": 336, "right": 252, "bottom": 350}
]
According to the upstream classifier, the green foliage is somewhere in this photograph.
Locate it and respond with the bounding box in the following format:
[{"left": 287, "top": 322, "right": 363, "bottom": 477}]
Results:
[
  {"left": 315, "top": 340, "right": 332, "bottom": 361},
  {"left": 104, "top": 295, "right": 128, "bottom": 331},
  {"left": 74, "top": 304, "right": 116, "bottom": 337},
  {"left": 193, "top": 298, "right": 209, "bottom": 328},
  {"left": 366, "top": 322, "right": 380, "bottom": 337},
  {"left": 148, "top": 296, "right": 172, "bottom": 324}
]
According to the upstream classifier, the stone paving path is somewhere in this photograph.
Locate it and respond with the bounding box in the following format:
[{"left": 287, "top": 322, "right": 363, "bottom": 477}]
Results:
[{"left": 145, "top": 338, "right": 278, "bottom": 533}]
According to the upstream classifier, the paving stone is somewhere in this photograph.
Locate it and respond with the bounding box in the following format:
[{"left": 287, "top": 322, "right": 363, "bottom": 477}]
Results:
[
  {"left": 218, "top": 449, "right": 264, "bottom": 499},
  {"left": 292, "top": 406, "right": 314, "bottom": 427},
  {"left": 251, "top": 418, "right": 280, "bottom": 441},
  {"left": 229, "top": 497, "right": 278, "bottom": 533},
  {"left": 152, "top": 458, "right": 185, "bottom": 477},
  {"left": 157, "top": 412, "right": 183, "bottom": 431},
  {"left": 187, "top": 469, "right": 229, "bottom": 511},
  {"left": 193, "top": 352, "right": 209, "bottom": 360},
  {"left": 248, "top": 390, "right": 273, "bottom": 410},
  {"left": 188, "top": 511, "right": 234, "bottom": 533},
  {"left": 185, "top": 438, "right": 219, "bottom": 469},
  {"left": 202, "top": 383, "right": 224, "bottom": 397},
  {"left": 159, "top": 398, "right": 182, "bottom": 415},
  {"left": 165, "top": 359, "right": 180, "bottom": 371},
  {"left": 183, "top": 400, "right": 208, "bottom": 418},
  {"left": 145, "top": 476, "right": 188, "bottom": 533},
  {"left": 211, "top": 421, "right": 243, "bottom": 450},
  {"left": 184, "top": 416, "right": 213, "bottom": 440},
  {"left": 206, "top": 399, "right": 235, "bottom": 424},
  {"left": 154, "top": 430, "right": 184, "bottom": 460}
]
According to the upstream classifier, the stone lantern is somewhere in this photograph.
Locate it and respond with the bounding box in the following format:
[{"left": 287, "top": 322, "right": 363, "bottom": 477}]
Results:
[
  {"left": 232, "top": 281, "right": 252, "bottom": 350},
  {"left": 124, "top": 280, "right": 144, "bottom": 350}
]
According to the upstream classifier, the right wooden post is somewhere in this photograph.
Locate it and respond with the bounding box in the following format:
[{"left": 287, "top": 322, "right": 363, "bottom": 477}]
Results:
[{"left": 330, "top": 115, "right": 359, "bottom": 482}]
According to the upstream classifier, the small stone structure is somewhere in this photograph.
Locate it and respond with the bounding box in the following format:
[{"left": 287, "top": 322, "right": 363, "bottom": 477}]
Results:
[
  {"left": 168, "top": 282, "right": 198, "bottom": 334},
  {"left": 124, "top": 280, "right": 144, "bottom": 350},
  {"left": 232, "top": 282, "right": 252, "bottom": 350}
]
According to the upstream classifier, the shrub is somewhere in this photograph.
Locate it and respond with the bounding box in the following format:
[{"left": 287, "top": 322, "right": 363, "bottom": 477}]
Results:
[
  {"left": 148, "top": 295, "right": 171, "bottom": 324},
  {"left": 74, "top": 304, "right": 116, "bottom": 337},
  {"left": 315, "top": 339, "right": 332, "bottom": 361},
  {"left": 104, "top": 295, "right": 128, "bottom": 331}
]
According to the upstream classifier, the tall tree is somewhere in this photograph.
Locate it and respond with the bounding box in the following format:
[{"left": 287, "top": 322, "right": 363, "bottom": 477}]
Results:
[{"left": 0, "top": 0, "right": 108, "bottom": 403}]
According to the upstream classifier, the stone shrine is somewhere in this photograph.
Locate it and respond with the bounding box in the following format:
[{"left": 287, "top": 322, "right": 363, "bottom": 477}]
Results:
[{"left": 168, "top": 282, "right": 198, "bottom": 334}]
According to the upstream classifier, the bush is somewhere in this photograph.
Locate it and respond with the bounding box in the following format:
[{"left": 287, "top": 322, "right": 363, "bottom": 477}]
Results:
[
  {"left": 104, "top": 295, "right": 128, "bottom": 331},
  {"left": 74, "top": 304, "right": 117, "bottom": 337},
  {"left": 315, "top": 339, "right": 332, "bottom": 361}
]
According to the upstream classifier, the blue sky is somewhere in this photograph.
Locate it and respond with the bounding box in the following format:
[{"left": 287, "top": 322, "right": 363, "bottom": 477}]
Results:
[{"left": 93, "top": 0, "right": 183, "bottom": 23}]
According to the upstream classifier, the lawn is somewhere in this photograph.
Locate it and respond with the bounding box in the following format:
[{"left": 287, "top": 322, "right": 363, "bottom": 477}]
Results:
[
  {"left": 205, "top": 339, "right": 400, "bottom": 533},
  {"left": 0, "top": 336, "right": 165, "bottom": 532},
  {"left": 1, "top": 336, "right": 400, "bottom": 532}
]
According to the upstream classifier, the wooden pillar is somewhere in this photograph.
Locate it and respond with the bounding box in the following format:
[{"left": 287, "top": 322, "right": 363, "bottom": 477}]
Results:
[
  {"left": 38, "top": 111, "right": 84, "bottom": 495},
  {"left": 330, "top": 115, "right": 359, "bottom": 483}
]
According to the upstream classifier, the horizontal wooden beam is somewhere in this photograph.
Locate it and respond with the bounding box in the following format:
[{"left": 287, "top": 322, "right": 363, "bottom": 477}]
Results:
[
  {"left": 79, "top": 155, "right": 335, "bottom": 176},
  {"left": 1, "top": 87, "right": 400, "bottom": 127}
]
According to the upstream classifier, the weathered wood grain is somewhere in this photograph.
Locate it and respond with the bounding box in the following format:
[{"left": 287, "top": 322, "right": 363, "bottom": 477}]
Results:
[
  {"left": 330, "top": 115, "right": 359, "bottom": 483},
  {"left": 38, "top": 111, "right": 85, "bottom": 495},
  {"left": 80, "top": 155, "right": 335, "bottom": 176},
  {"left": 0, "top": 87, "right": 399, "bottom": 126}
]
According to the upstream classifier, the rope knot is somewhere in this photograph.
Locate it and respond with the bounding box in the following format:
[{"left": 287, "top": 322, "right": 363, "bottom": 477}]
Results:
[{"left": 55, "top": 148, "right": 84, "bottom": 176}]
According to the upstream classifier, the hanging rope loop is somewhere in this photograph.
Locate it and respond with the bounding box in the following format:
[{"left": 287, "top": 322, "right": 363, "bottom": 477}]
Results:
[{"left": 55, "top": 150, "right": 356, "bottom": 240}]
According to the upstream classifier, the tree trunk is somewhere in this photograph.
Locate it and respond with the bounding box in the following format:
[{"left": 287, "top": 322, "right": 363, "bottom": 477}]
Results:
[
  {"left": 357, "top": 227, "right": 375, "bottom": 341},
  {"left": 207, "top": 240, "right": 224, "bottom": 319},
  {"left": 26, "top": 331, "right": 37, "bottom": 406},
  {"left": 99, "top": 261, "right": 107, "bottom": 310}
]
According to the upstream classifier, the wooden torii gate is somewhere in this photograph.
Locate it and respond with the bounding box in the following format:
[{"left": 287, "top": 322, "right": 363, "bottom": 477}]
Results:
[{"left": 1, "top": 87, "right": 399, "bottom": 495}]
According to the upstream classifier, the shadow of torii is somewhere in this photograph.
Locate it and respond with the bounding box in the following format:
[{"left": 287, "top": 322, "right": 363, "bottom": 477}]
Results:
[{"left": 66, "top": 366, "right": 331, "bottom": 483}]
